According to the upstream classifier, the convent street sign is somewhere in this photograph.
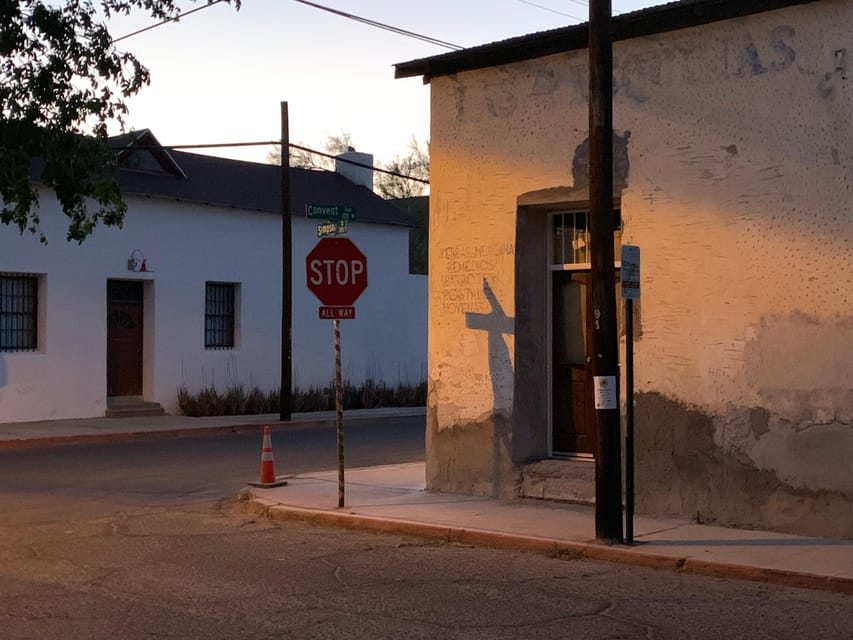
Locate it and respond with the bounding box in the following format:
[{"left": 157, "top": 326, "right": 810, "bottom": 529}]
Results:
[{"left": 305, "top": 204, "right": 357, "bottom": 222}]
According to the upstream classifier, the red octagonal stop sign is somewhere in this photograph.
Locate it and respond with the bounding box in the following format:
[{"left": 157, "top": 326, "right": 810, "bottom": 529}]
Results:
[{"left": 305, "top": 237, "right": 368, "bottom": 307}]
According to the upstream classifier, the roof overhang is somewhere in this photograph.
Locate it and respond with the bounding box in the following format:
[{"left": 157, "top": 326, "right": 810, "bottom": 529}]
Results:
[{"left": 395, "top": 0, "right": 819, "bottom": 82}]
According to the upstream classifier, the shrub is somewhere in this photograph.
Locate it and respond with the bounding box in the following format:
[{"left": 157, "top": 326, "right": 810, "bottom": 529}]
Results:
[{"left": 177, "top": 379, "right": 425, "bottom": 417}]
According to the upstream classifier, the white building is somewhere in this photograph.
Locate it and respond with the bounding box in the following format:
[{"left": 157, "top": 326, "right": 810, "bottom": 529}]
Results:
[{"left": 0, "top": 130, "right": 426, "bottom": 422}]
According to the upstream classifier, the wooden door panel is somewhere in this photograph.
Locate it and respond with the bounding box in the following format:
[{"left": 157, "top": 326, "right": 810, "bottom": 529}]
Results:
[
  {"left": 107, "top": 301, "right": 143, "bottom": 397},
  {"left": 552, "top": 272, "right": 596, "bottom": 455}
]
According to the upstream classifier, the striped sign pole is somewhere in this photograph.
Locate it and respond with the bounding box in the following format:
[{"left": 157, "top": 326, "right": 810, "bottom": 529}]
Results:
[{"left": 335, "top": 319, "right": 345, "bottom": 508}]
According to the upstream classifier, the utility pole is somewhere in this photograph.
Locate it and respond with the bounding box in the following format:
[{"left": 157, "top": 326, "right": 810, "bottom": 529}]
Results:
[
  {"left": 588, "top": 0, "right": 623, "bottom": 543},
  {"left": 279, "top": 101, "right": 293, "bottom": 421}
]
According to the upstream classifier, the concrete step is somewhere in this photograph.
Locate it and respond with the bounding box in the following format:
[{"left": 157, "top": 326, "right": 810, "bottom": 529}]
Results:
[
  {"left": 105, "top": 397, "right": 165, "bottom": 418},
  {"left": 519, "top": 458, "right": 595, "bottom": 505}
]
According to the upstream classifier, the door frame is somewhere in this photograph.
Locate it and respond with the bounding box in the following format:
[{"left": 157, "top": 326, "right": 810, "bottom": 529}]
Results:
[
  {"left": 512, "top": 188, "right": 622, "bottom": 464},
  {"left": 106, "top": 279, "right": 154, "bottom": 400}
]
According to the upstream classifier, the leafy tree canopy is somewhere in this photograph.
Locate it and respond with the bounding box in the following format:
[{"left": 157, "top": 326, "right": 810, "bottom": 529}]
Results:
[
  {"left": 375, "top": 137, "right": 429, "bottom": 200},
  {"left": 0, "top": 0, "right": 240, "bottom": 243}
]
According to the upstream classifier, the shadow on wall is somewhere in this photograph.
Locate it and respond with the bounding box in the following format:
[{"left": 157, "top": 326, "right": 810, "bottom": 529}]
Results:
[
  {"left": 465, "top": 278, "right": 515, "bottom": 496},
  {"left": 0, "top": 352, "right": 6, "bottom": 390},
  {"left": 465, "top": 278, "right": 514, "bottom": 412}
]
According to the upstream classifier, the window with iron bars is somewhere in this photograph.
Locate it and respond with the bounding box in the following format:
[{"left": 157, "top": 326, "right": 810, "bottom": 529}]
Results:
[
  {"left": 0, "top": 273, "right": 38, "bottom": 352},
  {"left": 552, "top": 210, "right": 622, "bottom": 266},
  {"left": 204, "top": 282, "right": 236, "bottom": 349}
]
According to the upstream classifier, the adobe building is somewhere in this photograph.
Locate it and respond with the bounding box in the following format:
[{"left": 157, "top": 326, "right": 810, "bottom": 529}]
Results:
[{"left": 396, "top": 0, "right": 853, "bottom": 538}]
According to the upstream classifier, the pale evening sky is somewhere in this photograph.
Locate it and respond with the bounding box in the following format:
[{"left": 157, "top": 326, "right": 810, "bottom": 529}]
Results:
[{"left": 106, "top": 1, "right": 661, "bottom": 166}]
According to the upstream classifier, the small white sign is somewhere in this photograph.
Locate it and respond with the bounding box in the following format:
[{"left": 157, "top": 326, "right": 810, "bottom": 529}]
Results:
[
  {"left": 594, "top": 375, "right": 618, "bottom": 410},
  {"left": 621, "top": 244, "right": 640, "bottom": 300}
]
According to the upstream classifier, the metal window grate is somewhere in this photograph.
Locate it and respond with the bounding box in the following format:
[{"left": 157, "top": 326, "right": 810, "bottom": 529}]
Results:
[
  {"left": 553, "top": 210, "right": 622, "bottom": 266},
  {"left": 553, "top": 212, "right": 590, "bottom": 265},
  {"left": 204, "top": 282, "right": 235, "bottom": 349},
  {"left": 0, "top": 274, "right": 38, "bottom": 352}
]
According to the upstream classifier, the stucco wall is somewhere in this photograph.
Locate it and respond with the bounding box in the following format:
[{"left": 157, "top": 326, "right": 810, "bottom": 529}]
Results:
[
  {"left": 426, "top": 2, "right": 852, "bottom": 535},
  {"left": 0, "top": 192, "right": 426, "bottom": 422}
]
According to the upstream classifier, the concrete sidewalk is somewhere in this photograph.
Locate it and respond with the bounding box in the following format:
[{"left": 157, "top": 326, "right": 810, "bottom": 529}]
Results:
[
  {"left": 246, "top": 462, "right": 853, "bottom": 596},
  {"left": 0, "top": 407, "right": 425, "bottom": 448}
]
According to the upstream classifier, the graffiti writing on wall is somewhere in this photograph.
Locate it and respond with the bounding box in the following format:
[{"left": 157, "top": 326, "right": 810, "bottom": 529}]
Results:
[
  {"left": 438, "top": 243, "right": 515, "bottom": 314},
  {"left": 460, "top": 24, "right": 798, "bottom": 113},
  {"left": 613, "top": 25, "right": 796, "bottom": 102}
]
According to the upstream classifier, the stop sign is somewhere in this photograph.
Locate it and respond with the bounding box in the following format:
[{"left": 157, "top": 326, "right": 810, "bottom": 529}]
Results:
[{"left": 305, "top": 238, "right": 368, "bottom": 306}]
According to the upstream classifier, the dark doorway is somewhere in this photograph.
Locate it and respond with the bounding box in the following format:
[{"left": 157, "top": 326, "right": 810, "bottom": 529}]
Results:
[
  {"left": 107, "top": 280, "right": 144, "bottom": 398},
  {"left": 552, "top": 271, "right": 596, "bottom": 455}
]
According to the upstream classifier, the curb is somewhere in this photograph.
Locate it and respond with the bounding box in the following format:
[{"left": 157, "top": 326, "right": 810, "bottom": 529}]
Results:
[
  {"left": 0, "top": 411, "right": 414, "bottom": 451},
  {"left": 0, "top": 423, "right": 271, "bottom": 450},
  {"left": 244, "top": 498, "right": 853, "bottom": 597}
]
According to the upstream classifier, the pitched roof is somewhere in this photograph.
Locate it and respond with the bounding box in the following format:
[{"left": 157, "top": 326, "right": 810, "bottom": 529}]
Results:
[
  {"left": 111, "top": 130, "right": 414, "bottom": 228},
  {"left": 395, "top": 0, "right": 819, "bottom": 81}
]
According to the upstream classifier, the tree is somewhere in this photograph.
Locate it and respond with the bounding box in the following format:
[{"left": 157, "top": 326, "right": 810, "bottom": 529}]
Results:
[
  {"left": 266, "top": 132, "right": 354, "bottom": 169},
  {"left": 375, "top": 137, "right": 429, "bottom": 200},
  {"left": 0, "top": 0, "right": 240, "bottom": 243}
]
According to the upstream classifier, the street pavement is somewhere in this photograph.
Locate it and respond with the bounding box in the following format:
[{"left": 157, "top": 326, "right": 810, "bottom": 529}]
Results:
[{"left": 1, "top": 408, "right": 851, "bottom": 596}]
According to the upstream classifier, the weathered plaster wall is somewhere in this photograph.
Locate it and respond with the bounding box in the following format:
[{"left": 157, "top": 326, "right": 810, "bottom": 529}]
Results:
[{"left": 427, "top": 1, "right": 853, "bottom": 535}]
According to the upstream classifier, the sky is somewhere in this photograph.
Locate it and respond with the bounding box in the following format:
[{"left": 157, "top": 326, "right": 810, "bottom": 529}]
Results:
[{"left": 105, "top": 0, "right": 661, "bottom": 166}]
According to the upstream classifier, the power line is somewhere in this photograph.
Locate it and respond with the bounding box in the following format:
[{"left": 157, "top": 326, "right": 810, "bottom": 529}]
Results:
[
  {"left": 119, "top": 139, "right": 430, "bottom": 184},
  {"left": 288, "top": 143, "right": 429, "bottom": 183},
  {"left": 113, "top": 0, "right": 230, "bottom": 43},
  {"left": 292, "top": 0, "right": 462, "bottom": 50},
  {"left": 515, "top": 0, "right": 585, "bottom": 21}
]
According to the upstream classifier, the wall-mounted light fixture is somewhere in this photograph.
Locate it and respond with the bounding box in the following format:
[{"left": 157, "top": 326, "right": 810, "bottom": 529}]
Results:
[{"left": 127, "top": 249, "right": 150, "bottom": 272}]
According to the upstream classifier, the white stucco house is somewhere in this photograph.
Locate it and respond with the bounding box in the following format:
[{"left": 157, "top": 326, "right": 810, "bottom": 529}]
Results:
[
  {"left": 0, "top": 130, "right": 426, "bottom": 423},
  {"left": 396, "top": 0, "right": 852, "bottom": 538}
]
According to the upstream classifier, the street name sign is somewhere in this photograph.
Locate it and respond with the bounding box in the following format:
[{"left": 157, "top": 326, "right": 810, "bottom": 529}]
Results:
[
  {"left": 305, "top": 204, "right": 357, "bottom": 222},
  {"left": 317, "top": 220, "right": 348, "bottom": 237}
]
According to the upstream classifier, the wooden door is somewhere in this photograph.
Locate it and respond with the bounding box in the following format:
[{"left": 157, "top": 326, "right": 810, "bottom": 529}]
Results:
[
  {"left": 107, "top": 281, "right": 144, "bottom": 397},
  {"left": 552, "top": 271, "right": 596, "bottom": 455}
]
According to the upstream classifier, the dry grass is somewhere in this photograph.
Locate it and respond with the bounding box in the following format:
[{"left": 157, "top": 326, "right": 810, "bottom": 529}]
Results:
[{"left": 177, "top": 379, "right": 426, "bottom": 417}]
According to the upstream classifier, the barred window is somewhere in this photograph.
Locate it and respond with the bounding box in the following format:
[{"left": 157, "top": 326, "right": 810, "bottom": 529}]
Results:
[
  {"left": 1, "top": 274, "right": 38, "bottom": 352},
  {"left": 205, "top": 282, "right": 236, "bottom": 349},
  {"left": 553, "top": 210, "right": 622, "bottom": 266}
]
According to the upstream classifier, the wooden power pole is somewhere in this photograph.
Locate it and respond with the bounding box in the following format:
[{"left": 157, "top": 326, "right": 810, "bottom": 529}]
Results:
[
  {"left": 280, "top": 101, "right": 293, "bottom": 421},
  {"left": 588, "top": 1, "right": 623, "bottom": 543}
]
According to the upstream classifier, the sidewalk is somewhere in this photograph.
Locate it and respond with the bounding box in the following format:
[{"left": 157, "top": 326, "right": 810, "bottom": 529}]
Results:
[
  {"left": 246, "top": 462, "right": 853, "bottom": 596},
  {"left": 0, "top": 407, "right": 425, "bottom": 449},
  {"left": 2, "top": 410, "right": 850, "bottom": 595}
]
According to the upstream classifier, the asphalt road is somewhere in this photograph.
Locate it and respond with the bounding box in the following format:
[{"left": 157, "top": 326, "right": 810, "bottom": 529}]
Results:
[
  {"left": 1, "top": 416, "right": 851, "bottom": 639},
  {"left": 0, "top": 415, "right": 425, "bottom": 506}
]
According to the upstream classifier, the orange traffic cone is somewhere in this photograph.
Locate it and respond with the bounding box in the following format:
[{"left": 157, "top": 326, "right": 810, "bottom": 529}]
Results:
[{"left": 248, "top": 426, "right": 288, "bottom": 488}]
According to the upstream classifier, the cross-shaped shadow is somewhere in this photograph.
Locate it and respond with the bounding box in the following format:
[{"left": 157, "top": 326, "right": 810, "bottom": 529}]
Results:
[
  {"left": 465, "top": 278, "right": 515, "bottom": 411},
  {"left": 464, "top": 278, "right": 515, "bottom": 496}
]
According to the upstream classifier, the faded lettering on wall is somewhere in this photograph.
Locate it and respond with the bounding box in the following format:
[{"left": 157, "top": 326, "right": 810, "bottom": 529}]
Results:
[{"left": 438, "top": 243, "right": 515, "bottom": 314}]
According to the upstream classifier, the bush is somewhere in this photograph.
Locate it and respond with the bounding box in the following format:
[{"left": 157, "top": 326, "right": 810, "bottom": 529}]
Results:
[{"left": 177, "top": 379, "right": 426, "bottom": 417}]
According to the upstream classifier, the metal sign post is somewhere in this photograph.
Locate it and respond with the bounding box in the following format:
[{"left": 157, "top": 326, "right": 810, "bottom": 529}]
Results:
[
  {"left": 621, "top": 244, "right": 640, "bottom": 544},
  {"left": 305, "top": 236, "right": 368, "bottom": 509},
  {"left": 334, "top": 319, "right": 344, "bottom": 508}
]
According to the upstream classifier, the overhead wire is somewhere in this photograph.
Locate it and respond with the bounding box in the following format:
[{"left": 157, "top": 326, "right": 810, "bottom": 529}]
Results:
[
  {"left": 515, "top": 0, "right": 585, "bottom": 21},
  {"left": 113, "top": 0, "right": 228, "bottom": 43},
  {"left": 292, "top": 0, "right": 462, "bottom": 50},
  {"left": 120, "top": 140, "right": 430, "bottom": 184}
]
